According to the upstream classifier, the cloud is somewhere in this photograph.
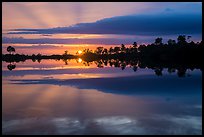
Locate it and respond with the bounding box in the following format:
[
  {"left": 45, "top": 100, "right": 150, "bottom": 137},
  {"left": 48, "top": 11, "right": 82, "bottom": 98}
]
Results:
[
  {"left": 3, "top": 2, "right": 202, "bottom": 31},
  {"left": 2, "top": 115, "right": 202, "bottom": 135},
  {"left": 2, "top": 33, "right": 202, "bottom": 45},
  {"left": 41, "top": 34, "right": 53, "bottom": 37},
  {"left": 8, "top": 13, "right": 202, "bottom": 36},
  {"left": 13, "top": 44, "right": 58, "bottom": 49},
  {"left": 2, "top": 37, "right": 142, "bottom": 45},
  {"left": 10, "top": 74, "right": 202, "bottom": 96}
]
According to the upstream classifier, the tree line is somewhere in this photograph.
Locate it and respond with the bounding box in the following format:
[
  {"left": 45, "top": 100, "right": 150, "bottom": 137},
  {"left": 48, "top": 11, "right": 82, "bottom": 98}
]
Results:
[{"left": 2, "top": 35, "right": 203, "bottom": 72}]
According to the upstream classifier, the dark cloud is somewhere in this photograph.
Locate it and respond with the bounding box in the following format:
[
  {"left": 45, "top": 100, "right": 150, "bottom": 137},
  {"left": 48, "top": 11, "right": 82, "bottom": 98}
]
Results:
[
  {"left": 9, "top": 13, "right": 202, "bottom": 35},
  {"left": 10, "top": 74, "right": 202, "bottom": 96},
  {"left": 12, "top": 44, "right": 58, "bottom": 49},
  {"left": 2, "top": 34, "right": 202, "bottom": 45},
  {"left": 2, "top": 37, "right": 141, "bottom": 45}
]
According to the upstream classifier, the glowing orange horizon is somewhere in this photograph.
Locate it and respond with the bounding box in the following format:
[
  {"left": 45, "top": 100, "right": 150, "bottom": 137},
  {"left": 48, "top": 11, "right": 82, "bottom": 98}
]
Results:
[{"left": 77, "top": 50, "right": 83, "bottom": 54}]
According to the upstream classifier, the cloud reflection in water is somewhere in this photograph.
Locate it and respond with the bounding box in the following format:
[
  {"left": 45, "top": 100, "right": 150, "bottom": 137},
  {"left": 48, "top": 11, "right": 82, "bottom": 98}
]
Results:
[{"left": 2, "top": 115, "right": 201, "bottom": 135}]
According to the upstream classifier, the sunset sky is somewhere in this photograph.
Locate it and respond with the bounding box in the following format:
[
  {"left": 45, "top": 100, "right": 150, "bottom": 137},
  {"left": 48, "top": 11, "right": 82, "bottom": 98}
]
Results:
[{"left": 2, "top": 2, "right": 202, "bottom": 55}]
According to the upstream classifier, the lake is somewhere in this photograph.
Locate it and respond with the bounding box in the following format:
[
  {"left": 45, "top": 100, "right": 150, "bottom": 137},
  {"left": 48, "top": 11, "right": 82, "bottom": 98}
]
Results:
[{"left": 2, "top": 59, "right": 202, "bottom": 135}]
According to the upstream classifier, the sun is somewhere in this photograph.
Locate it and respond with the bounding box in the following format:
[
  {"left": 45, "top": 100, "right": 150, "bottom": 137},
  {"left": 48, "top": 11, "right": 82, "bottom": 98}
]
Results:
[{"left": 77, "top": 50, "right": 83, "bottom": 54}]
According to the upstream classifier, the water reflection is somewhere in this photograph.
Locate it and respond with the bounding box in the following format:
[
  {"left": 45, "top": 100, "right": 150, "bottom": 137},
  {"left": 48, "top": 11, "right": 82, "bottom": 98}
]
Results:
[
  {"left": 2, "top": 83, "right": 202, "bottom": 135},
  {"left": 3, "top": 58, "right": 202, "bottom": 78},
  {"left": 2, "top": 58, "right": 202, "bottom": 135},
  {"left": 7, "top": 63, "right": 16, "bottom": 71},
  {"left": 3, "top": 115, "right": 201, "bottom": 135},
  {"left": 77, "top": 58, "right": 83, "bottom": 63}
]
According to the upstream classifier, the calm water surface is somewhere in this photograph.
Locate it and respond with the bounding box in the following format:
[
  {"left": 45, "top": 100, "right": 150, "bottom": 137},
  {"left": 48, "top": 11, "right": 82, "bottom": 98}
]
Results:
[{"left": 2, "top": 59, "right": 202, "bottom": 135}]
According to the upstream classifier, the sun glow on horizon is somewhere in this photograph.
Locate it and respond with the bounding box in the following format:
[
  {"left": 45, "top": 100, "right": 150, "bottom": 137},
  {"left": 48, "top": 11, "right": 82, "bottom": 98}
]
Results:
[{"left": 77, "top": 50, "right": 83, "bottom": 54}]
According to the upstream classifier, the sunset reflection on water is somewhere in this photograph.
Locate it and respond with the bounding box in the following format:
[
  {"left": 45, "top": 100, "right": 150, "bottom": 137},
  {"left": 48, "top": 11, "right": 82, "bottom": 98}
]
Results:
[{"left": 2, "top": 59, "right": 202, "bottom": 135}]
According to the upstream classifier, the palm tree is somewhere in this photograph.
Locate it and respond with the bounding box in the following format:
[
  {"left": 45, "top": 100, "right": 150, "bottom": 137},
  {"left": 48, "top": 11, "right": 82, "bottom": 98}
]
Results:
[
  {"left": 64, "top": 50, "right": 68, "bottom": 55},
  {"left": 120, "top": 44, "right": 126, "bottom": 53},
  {"left": 132, "top": 42, "right": 138, "bottom": 53},
  {"left": 102, "top": 48, "right": 108, "bottom": 55},
  {"left": 83, "top": 48, "right": 91, "bottom": 53},
  {"left": 7, "top": 46, "right": 15, "bottom": 54},
  {"left": 133, "top": 42, "right": 137, "bottom": 48},
  {"left": 95, "top": 47, "right": 103, "bottom": 55},
  {"left": 121, "top": 62, "right": 126, "bottom": 70},
  {"left": 7, "top": 64, "right": 16, "bottom": 71},
  {"left": 109, "top": 47, "right": 114, "bottom": 54}
]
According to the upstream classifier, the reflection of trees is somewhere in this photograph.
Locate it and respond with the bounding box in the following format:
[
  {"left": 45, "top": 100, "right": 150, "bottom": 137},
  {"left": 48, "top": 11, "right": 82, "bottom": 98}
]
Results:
[
  {"left": 177, "top": 68, "right": 187, "bottom": 77},
  {"left": 7, "top": 63, "right": 16, "bottom": 71},
  {"left": 83, "top": 61, "right": 91, "bottom": 66},
  {"left": 154, "top": 68, "right": 163, "bottom": 76},
  {"left": 132, "top": 65, "right": 138, "bottom": 72},
  {"left": 121, "top": 61, "right": 126, "bottom": 70},
  {"left": 5, "top": 57, "right": 201, "bottom": 77},
  {"left": 168, "top": 68, "right": 176, "bottom": 74},
  {"left": 37, "top": 53, "right": 42, "bottom": 63},
  {"left": 95, "top": 60, "right": 104, "bottom": 68},
  {"left": 62, "top": 59, "right": 69, "bottom": 65},
  {"left": 84, "top": 58, "right": 200, "bottom": 77},
  {"left": 4, "top": 35, "right": 203, "bottom": 77},
  {"left": 37, "top": 59, "right": 42, "bottom": 63}
]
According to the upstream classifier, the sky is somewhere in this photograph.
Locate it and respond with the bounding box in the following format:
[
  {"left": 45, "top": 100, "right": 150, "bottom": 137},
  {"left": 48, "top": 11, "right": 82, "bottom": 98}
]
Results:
[{"left": 2, "top": 2, "right": 202, "bottom": 55}]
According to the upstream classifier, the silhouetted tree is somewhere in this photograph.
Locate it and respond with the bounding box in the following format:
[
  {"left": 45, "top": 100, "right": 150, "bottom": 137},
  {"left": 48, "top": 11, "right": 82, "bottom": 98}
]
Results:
[
  {"left": 177, "top": 68, "right": 186, "bottom": 77},
  {"left": 63, "top": 50, "right": 68, "bottom": 56},
  {"left": 94, "top": 47, "right": 104, "bottom": 55},
  {"left": 133, "top": 42, "right": 138, "bottom": 48},
  {"left": 177, "top": 35, "right": 186, "bottom": 45},
  {"left": 155, "top": 68, "right": 163, "bottom": 76},
  {"left": 189, "top": 41, "right": 195, "bottom": 45},
  {"left": 167, "top": 39, "right": 176, "bottom": 46},
  {"left": 7, "top": 64, "right": 16, "bottom": 71},
  {"left": 95, "top": 60, "right": 104, "bottom": 68},
  {"left": 2, "top": 35, "right": 203, "bottom": 76},
  {"left": 138, "top": 44, "right": 146, "bottom": 52},
  {"left": 109, "top": 47, "right": 114, "bottom": 54},
  {"left": 155, "top": 38, "right": 163, "bottom": 45},
  {"left": 113, "top": 47, "right": 121, "bottom": 54},
  {"left": 133, "top": 65, "right": 138, "bottom": 72},
  {"left": 7, "top": 46, "right": 15, "bottom": 54},
  {"left": 62, "top": 58, "right": 68, "bottom": 65},
  {"left": 168, "top": 68, "right": 176, "bottom": 74},
  {"left": 121, "top": 44, "right": 126, "bottom": 53},
  {"left": 121, "top": 62, "right": 126, "bottom": 70},
  {"left": 131, "top": 42, "right": 138, "bottom": 53},
  {"left": 83, "top": 48, "right": 92, "bottom": 53},
  {"left": 102, "top": 48, "right": 108, "bottom": 55},
  {"left": 37, "top": 53, "right": 42, "bottom": 63}
]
